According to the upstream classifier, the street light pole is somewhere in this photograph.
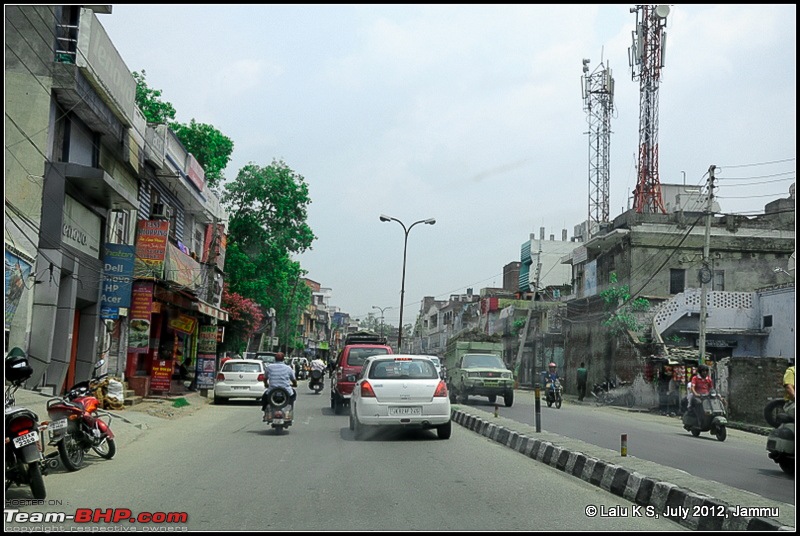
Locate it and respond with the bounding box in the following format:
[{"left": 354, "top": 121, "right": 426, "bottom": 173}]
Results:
[
  {"left": 371, "top": 305, "right": 391, "bottom": 339},
  {"left": 379, "top": 214, "right": 436, "bottom": 352}
]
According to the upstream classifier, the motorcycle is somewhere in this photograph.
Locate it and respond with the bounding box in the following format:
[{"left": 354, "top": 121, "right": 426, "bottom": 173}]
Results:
[
  {"left": 766, "top": 400, "right": 794, "bottom": 476},
  {"left": 5, "top": 349, "right": 48, "bottom": 499},
  {"left": 263, "top": 387, "right": 294, "bottom": 434},
  {"left": 545, "top": 379, "right": 563, "bottom": 408},
  {"left": 45, "top": 359, "right": 116, "bottom": 471},
  {"left": 308, "top": 368, "right": 325, "bottom": 394},
  {"left": 592, "top": 379, "right": 635, "bottom": 407},
  {"left": 681, "top": 389, "right": 728, "bottom": 441}
]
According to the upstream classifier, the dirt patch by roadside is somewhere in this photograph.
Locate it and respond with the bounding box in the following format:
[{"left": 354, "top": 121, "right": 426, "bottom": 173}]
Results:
[{"left": 125, "top": 393, "right": 210, "bottom": 420}]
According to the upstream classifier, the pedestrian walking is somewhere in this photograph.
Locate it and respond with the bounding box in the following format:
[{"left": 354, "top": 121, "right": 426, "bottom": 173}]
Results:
[{"left": 576, "top": 362, "right": 588, "bottom": 401}]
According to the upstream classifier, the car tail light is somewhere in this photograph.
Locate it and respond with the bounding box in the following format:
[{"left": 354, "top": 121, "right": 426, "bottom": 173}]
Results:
[
  {"left": 434, "top": 380, "right": 448, "bottom": 398},
  {"left": 360, "top": 381, "right": 376, "bottom": 398},
  {"left": 257, "top": 373, "right": 265, "bottom": 382},
  {"left": 216, "top": 373, "right": 225, "bottom": 381}
]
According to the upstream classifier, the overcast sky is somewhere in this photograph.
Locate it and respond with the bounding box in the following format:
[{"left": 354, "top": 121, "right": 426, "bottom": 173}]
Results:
[{"left": 98, "top": 4, "right": 796, "bottom": 326}]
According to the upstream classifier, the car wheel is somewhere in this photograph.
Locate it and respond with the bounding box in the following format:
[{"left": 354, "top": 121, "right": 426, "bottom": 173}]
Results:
[
  {"left": 334, "top": 397, "right": 344, "bottom": 415},
  {"left": 778, "top": 458, "right": 794, "bottom": 475},
  {"left": 504, "top": 391, "right": 514, "bottom": 407},
  {"left": 437, "top": 420, "right": 452, "bottom": 440},
  {"left": 690, "top": 428, "right": 701, "bottom": 437},
  {"left": 448, "top": 384, "right": 457, "bottom": 403},
  {"left": 213, "top": 393, "right": 226, "bottom": 405},
  {"left": 487, "top": 395, "right": 497, "bottom": 404},
  {"left": 349, "top": 410, "right": 355, "bottom": 431},
  {"left": 331, "top": 393, "right": 336, "bottom": 411}
]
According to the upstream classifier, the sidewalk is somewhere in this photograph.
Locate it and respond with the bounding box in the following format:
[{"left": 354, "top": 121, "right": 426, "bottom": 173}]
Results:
[{"left": 7, "top": 386, "right": 210, "bottom": 460}]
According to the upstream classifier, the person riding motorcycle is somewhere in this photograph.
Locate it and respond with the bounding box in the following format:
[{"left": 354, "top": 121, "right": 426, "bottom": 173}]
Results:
[
  {"left": 310, "top": 358, "right": 326, "bottom": 373},
  {"left": 543, "top": 362, "right": 560, "bottom": 395},
  {"left": 690, "top": 364, "right": 714, "bottom": 427},
  {"left": 261, "top": 352, "right": 297, "bottom": 419}
]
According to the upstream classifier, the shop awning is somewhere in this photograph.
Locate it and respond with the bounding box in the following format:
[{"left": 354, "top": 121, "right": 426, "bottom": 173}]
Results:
[{"left": 195, "top": 299, "right": 229, "bottom": 322}]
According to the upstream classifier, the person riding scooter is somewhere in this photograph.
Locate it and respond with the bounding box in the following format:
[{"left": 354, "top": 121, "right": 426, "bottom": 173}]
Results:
[
  {"left": 261, "top": 352, "right": 297, "bottom": 421},
  {"left": 689, "top": 364, "right": 714, "bottom": 428}
]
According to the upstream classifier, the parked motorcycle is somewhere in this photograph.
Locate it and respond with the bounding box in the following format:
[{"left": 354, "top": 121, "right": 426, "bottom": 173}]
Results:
[
  {"left": 5, "top": 348, "right": 48, "bottom": 499},
  {"left": 263, "top": 387, "right": 294, "bottom": 434},
  {"left": 308, "top": 369, "right": 325, "bottom": 394},
  {"left": 592, "top": 379, "right": 635, "bottom": 407},
  {"left": 45, "top": 360, "right": 116, "bottom": 471},
  {"left": 545, "top": 379, "right": 563, "bottom": 408},
  {"left": 681, "top": 390, "right": 728, "bottom": 441},
  {"left": 766, "top": 400, "right": 794, "bottom": 476}
]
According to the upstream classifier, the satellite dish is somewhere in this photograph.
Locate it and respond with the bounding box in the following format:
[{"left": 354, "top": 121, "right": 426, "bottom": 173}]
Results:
[{"left": 655, "top": 5, "right": 670, "bottom": 18}]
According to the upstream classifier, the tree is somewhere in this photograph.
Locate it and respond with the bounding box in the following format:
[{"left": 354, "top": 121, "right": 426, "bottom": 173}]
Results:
[
  {"left": 132, "top": 70, "right": 176, "bottom": 124},
  {"left": 170, "top": 119, "right": 233, "bottom": 190},
  {"left": 222, "top": 160, "right": 316, "bottom": 349},
  {"left": 599, "top": 272, "right": 650, "bottom": 336},
  {"left": 220, "top": 284, "right": 264, "bottom": 354}
]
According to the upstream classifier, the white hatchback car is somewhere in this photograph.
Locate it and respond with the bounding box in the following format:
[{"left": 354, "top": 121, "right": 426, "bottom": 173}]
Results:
[
  {"left": 349, "top": 354, "right": 452, "bottom": 440},
  {"left": 213, "top": 359, "right": 266, "bottom": 404}
]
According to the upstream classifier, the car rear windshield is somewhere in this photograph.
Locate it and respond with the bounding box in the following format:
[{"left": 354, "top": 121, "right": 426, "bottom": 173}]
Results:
[
  {"left": 462, "top": 354, "right": 505, "bottom": 369},
  {"left": 346, "top": 347, "right": 390, "bottom": 366},
  {"left": 369, "top": 359, "right": 438, "bottom": 380},
  {"left": 223, "top": 362, "right": 262, "bottom": 373}
]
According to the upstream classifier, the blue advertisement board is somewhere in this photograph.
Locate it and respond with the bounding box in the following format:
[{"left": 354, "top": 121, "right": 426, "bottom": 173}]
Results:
[{"left": 101, "top": 243, "right": 135, "bottom": 315}]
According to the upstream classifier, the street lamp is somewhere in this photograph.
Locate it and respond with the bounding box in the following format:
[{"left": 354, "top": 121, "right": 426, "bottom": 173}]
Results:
[
  {"left": 371, "top": 305, "right": 391, "bottom": 338},
  {"left": 379, "top": 214, "right": 436, "bottom": 351}
]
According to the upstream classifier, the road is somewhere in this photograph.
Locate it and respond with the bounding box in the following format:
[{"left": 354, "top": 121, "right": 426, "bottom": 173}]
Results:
[
  {"left": 4, "top": 387, "right": 685, "bottom": 532},
  {"left": 460, "top": 389, "right": 795, "bottom": 504}
]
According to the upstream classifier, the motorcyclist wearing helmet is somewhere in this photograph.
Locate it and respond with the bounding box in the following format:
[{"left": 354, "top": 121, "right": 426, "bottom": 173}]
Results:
[
  {"left": 543, "top": 362, "right": 560, "bottom": 393},
  {"left": 261, "top": 352, "right": 297, "bottom": 418},
  {"left": 690, "top": 364, "right": 714, "bottom": 428}
]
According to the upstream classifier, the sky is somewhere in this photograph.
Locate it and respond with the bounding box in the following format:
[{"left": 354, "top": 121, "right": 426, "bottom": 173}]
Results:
[{"left": 98, "top": 4, "right": 797, "bottom": 327}]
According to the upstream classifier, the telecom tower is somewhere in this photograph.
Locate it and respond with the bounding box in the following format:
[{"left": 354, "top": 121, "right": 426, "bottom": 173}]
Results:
[
  {"left": 628, "top": 4, "right": 669, "bottom": 214},
  {"left": 582, "top": 57, "right": 615, "bottom": 236}
]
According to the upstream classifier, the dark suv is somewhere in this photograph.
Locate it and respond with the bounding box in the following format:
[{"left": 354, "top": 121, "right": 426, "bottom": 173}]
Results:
[{"left": 331, "top": 332, "right": 393, "bottom": 414}]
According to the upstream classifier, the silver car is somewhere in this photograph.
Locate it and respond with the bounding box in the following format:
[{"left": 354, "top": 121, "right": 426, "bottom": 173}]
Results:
[
  {"left": 349, "top": 354, "right": 452, "bottom": 440},
  {"left": 213, "top": 359, "right": 266, "bottom": 404}
]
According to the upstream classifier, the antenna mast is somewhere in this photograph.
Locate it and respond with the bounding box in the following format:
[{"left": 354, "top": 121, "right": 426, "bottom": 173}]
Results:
[
  {"left": 629, "top": 4, "right": 669, "bottom": 214},
  {"left": 582, "top": 57, "right": 615, "bottom": 236}
]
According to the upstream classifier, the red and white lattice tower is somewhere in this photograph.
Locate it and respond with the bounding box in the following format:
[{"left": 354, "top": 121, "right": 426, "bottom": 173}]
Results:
[{"left": 628, "top": 4, "right": 669, "bottom": 214}]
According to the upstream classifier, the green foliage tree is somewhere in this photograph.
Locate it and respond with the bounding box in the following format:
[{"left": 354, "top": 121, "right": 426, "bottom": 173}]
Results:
[
  {"left": 170, "top": 119, "right": 233, "bottom": 190},
  {"left": 222, "top": 160, "right": 317, "bottom": 349},
  {"left": 132, "top": 70, "right": 176, "bottom": 124},
  {"left": 599, "top": 272, "right": 650, "bottom": 336}
]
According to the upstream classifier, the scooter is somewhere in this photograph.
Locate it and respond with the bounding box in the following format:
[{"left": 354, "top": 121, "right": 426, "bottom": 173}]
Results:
[
  {"left": 681, "top": 390, "right": 728, "bottom": 441},
  {"left": 5, "top": 349, "right": 48, "bottom": 499},
  {"left": 545, "top": 379, "right": 563, "bottom": 408},
  {"left": 308, "top": 368, "right": 325, "bottom": 394},
  {"left": 766, "top": 400, "right": 794, "bottom": 476},
  {"left": 263, "top": 387, "right": 294, "bottom": 434},
  {"left": 45, "top": 359, "right": 116, "bottom": 471}
]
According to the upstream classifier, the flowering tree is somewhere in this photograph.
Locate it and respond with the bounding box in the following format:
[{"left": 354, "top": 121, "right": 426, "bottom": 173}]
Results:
[{"left": 221, "top": 284, "right": 264, "bottom": 354}]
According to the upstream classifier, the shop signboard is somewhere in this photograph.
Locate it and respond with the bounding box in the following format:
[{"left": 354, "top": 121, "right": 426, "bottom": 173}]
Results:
[
  {"left": 5, "top": 247, "right": 34, "bottom": 330},
  {"left": 134, "top": 219, "right": 170, "bottom": 279},
  {"left": 169, "top": 313, "right": 197, "bottom": 335},
  {"left": 197, "top": 325, "right": 218, "bottom": 389},
  {"left": 101, "top": 243, "right": 135, "bottom": 317},
  {"left": 150, "top": 359, "right": 172, "bottom": 392},
  {"left": 128, "top": 281, "right": 153, "bottom": 354}
]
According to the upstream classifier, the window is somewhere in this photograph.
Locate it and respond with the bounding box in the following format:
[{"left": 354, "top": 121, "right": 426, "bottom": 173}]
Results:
[
  {"left": 670, "top": 269, "right": 686, "bottom": 294},
  {"left": 763, "top": 315, "right": 773, "bottom": 328},
  {"left": 713, "top": 270, "right": 725, "bottom": 291}
]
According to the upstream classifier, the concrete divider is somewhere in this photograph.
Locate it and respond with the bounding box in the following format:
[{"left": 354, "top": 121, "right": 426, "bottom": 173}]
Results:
[{"left": 451, "top": 408, "right": 793, "bottom": 531}]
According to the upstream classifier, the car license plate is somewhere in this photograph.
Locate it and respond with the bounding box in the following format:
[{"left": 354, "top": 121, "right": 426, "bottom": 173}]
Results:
[
  {"left": 232, "top": 386, "right": 248, "bottom": 390},
  {"left": 388, "top": 406, "right": 422, "bottom": 416},
  {"left": 48, "top": 418, "right": 67, "bottom": 431},
  {"left": 12, "top": 431, "right": 39, "bottom": 448},
  {"left": 273, "top": 418, "right": 284, "bottom": 425}
]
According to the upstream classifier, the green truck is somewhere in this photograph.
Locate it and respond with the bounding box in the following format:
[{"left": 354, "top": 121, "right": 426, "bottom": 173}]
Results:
[{"left": 444, "top": 335, "right": 514, "bottom": 407}]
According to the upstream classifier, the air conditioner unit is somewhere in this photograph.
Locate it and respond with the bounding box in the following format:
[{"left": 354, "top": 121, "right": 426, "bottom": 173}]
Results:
[{"left": 150, "top": 203, "right": 169, "bottom": 220}]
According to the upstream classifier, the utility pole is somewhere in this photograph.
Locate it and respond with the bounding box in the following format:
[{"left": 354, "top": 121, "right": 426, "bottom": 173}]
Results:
[{"left": 698, "top": 165, "right": 716, "bottom": 363}]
